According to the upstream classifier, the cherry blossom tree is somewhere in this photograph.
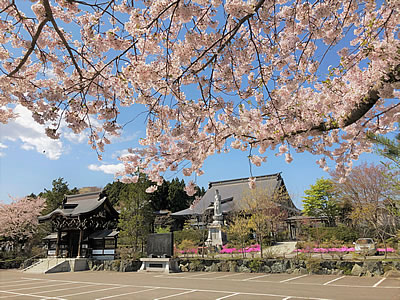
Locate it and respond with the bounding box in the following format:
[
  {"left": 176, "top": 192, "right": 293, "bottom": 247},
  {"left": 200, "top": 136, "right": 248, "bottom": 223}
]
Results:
[
  {"left": 0, "top": 196, "right": 46, "bottom": 250},
  {"left": 1, "top": 0, "right": 399, "bottom": 190}
]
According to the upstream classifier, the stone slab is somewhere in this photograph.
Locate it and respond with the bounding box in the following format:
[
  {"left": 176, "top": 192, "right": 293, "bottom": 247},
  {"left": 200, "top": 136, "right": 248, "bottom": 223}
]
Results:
[{"left": 139, "top": 258, "right": 179, "bottom": 273}]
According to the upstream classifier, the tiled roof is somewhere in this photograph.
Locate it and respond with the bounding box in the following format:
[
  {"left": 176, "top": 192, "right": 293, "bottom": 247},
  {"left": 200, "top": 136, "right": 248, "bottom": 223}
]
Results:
[
  {"left": 172, "top": 173, "right": 299, "bottom": 217},
  {"left": 38, "top": 191, "right": 118, "bottom": 221}
]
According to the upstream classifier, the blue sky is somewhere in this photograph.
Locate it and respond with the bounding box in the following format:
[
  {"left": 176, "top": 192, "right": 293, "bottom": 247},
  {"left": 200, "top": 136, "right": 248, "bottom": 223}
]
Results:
[{"left": 0, "top": 103, "right": 384, "bottom": 209}]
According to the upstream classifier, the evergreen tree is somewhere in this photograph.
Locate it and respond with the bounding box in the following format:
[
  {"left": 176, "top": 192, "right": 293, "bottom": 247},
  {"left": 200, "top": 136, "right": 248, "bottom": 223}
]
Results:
[
  {"left": 39, "top": 178, "right": 78, "bottom": 215},
  {"left": 149, "top": 180, "right": 170, "bottom": 212},
  {"left": 167, "top": 179, "right": 190, "bottom": 213},
  {"left": 100, "top": 180, "right": 125, "bottom": 208},
  {"left": 118, "top": 174, "right": 153, "bottom": 252},
  {"left": 368, "top": 130, "right": 400, "bottom": 167}
]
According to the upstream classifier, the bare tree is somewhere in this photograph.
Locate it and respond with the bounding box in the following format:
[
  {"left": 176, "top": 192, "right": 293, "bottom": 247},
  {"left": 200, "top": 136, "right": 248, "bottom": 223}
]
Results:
[
  {"left": 242, "top": 187, "right": 288, "bottom": 258},
  {"left": 331, "top": 162, "right": 400, "bottom": 253}
]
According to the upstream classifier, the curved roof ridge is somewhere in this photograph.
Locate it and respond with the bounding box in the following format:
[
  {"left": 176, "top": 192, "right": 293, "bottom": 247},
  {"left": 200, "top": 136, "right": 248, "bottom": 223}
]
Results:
[
  {"left": 65, "top": 191, "right": 102, "bottom": 202},
  {"left": 209, "top": 173, "right": 281, "bottom": 188},
  {"left": 38, "top": 197, "right": 107, "bottom": 222}
]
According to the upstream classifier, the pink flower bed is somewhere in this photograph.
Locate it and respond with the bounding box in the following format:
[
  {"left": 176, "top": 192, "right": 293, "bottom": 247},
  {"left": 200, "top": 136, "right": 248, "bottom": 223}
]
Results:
[
  {"left": 295, "top": 247, "right": 395, "bottom": 253},
  {"left": 220, "top": 244, "right": 261, "bottom": 254},
  {"left": 377, "top": 248, "right": 395, "bottom": 252},
  {"left": 295, "top": 247, "right": 354, "bottom": 253},
  {"left": 179, "top": 248, "right": 198, "bottom": 254}
]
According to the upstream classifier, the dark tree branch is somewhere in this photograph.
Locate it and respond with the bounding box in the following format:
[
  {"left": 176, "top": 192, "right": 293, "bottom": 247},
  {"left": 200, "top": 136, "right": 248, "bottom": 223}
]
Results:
[
  {"left": 42, "top": 0, "right": 84, "bottom": 80},
  {"left": 8, "top": 17, "right": 49, "bottom": 77}
]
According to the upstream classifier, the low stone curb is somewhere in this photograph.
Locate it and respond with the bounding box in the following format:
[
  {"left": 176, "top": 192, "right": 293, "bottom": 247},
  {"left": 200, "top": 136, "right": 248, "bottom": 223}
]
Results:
[
  {"left": 178, "top": 258, "right": 400, "bottom": 277},
  {"left": 87, "top": 258, "right": 400, "bottom": 277}
]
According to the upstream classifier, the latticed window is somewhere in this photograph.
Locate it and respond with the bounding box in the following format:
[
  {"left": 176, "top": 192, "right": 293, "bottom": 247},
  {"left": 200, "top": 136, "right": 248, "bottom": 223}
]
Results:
[{"left": 104, "top": 239, "right": 115, "bottom": 249}]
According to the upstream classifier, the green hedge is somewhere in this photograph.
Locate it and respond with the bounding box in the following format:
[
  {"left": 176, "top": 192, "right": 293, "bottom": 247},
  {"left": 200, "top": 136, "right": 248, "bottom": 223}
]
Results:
[
  {"left": 173, "top": 229, "right": 207, "bottom": 246},
  {"left": 304, "top": 225, "right": 358, "bottom": 243},
  {"left": 0, "top": 257, "right": 25, "bottom": 269}
]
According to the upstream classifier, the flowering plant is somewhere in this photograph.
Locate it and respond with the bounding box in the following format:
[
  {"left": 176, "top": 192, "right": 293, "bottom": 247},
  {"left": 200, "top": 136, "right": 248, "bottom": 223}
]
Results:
[
  {"left": 295, "top": 247, "right": 395, "bottom": 253},
  {"left": 220, "top": 244, "right": 261, "bottom": 255},
  {"left": 1, "top": 1, "right": 399, "bottom": 192}
]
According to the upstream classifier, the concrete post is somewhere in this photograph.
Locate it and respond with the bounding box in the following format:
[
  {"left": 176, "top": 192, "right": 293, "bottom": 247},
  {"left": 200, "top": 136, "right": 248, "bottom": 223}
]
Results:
[{"left": 55, "top": 230, "right": 61, "bottom": 257}]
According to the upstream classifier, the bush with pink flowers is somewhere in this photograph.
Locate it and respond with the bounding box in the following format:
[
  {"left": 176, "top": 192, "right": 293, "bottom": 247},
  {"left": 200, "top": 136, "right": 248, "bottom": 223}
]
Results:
[
  {"left": 220, "top": 244, "right": 261, "bottom": 256},
  {"left": 294, "top": 247, "right": 395, "bottom": 253}
]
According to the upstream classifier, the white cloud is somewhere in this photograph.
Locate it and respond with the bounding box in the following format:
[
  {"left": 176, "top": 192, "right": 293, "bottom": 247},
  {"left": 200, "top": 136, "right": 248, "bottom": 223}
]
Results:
[
  {"left": 44, "top": 68, "right": 56, "bottom": 79},
  {"left": 0, "top": 104, "right": 141, "bottom": 160},
  {"left": 63, "top": 130, "right": 87, "bottom": 144},
  {"left": 61, "top": 116, "right": 131, "bottom": 145},
  {"left": 0, "top": 105, "right": 63, "bottom": 160},
  {"left": 21, "top": 144, "right": 35, "bottom": 151},
  {"left": 104, "top": 127, "right": 141, "bottom": 144},
  {"left": 88, "top": 163, "right": 124, "bottom": 175},
  {"left": 0, "top": 142, "right": 7, "bottom": 157},
  {"left": 111, "top": 149, "right": 131, "bottom": 159},
  {"left": 60, "top": 115, "right": 101, "bottom": 144}
]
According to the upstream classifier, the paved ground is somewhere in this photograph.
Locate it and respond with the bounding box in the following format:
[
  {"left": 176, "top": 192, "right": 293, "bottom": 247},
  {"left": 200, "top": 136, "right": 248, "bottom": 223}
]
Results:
[
  {"left": 265, "top": 242, "right": 297, "bottom": 256},
  {"left": 209, "top": 242, "right": 398, "bottom": 259},
  {"left": 0, "top": 269, "right": 398, "bottom": 300}
]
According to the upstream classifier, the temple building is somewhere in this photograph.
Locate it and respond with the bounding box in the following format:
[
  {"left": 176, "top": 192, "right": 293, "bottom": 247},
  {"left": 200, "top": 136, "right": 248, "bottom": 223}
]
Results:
[
  {"left": 172, "top": 173, "right": 300, "bottom": 221},
  {"left": 39, "top": 192, "right": 119, "bottom": 260}
]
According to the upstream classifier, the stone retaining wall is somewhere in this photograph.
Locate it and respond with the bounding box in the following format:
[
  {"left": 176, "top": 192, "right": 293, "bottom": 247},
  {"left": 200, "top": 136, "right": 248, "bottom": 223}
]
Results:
[
  {"left": 87, "top": 258, "right": 400, "bottom": 277},
  {"left": 178, "top": 258, "right": 400, "bottom": 277},
  {"left": 88, "top": 259, "right": 141, "bottom": 272}
]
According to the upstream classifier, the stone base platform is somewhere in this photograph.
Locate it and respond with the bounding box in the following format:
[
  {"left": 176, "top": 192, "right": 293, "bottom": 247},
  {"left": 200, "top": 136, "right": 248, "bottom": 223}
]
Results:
[{"left": 138, "top": 258, "right": 179, "bottom": 273}]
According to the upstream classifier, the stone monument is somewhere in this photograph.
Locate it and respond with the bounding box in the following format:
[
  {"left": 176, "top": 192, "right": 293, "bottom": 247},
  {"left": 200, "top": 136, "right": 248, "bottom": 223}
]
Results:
[
  {"left": 206, "top": 189, "right": 226, "bottom": 248},
  {"left": 139, "top": 233, "right": 179, "bottom": 273}
]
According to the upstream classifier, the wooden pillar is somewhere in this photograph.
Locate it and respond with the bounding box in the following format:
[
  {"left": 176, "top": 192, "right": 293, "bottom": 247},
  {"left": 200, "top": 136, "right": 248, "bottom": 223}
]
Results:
[
  {"left": 55, "top": 229, "right": 61, "bottom": 257},
  {"left": 77, "top": 229, "right": 83, "bottom": 258}
]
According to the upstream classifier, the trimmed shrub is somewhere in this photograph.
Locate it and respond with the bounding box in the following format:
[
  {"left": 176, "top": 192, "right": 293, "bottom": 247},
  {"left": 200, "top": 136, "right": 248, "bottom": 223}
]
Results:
[
  {"left": 249, "top": 258, "right": 263, "bottom": 272},
  {"left": 174, "top": 229, "right": 207, "bottom": 246},
  {"left": 178, "top": 239, "right": 197, "bottom": 257},
  {"left": 304, "top": 225, "right": 358, "bottom": 243}
]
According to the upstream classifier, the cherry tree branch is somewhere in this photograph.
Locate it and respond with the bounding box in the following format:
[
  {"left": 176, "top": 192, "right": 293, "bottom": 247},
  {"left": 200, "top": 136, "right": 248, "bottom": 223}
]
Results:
[
  {"left": 8, "top": 17, "right": 49, "bottom": 77},
  {"left": 42, "top": 0, "right": 84, "bottom": 80},
  {"left": 247, "top": 64, "right": 400, "bottom": 145},
  {"left": 178, "top": 0, "right": 266, "bottom": 81}
]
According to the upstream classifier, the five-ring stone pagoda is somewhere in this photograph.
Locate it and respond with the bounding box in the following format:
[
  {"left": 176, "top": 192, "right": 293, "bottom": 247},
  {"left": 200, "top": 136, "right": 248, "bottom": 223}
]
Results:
[{"left": 38, "top": 191, "right": 119, "bottom": 260}]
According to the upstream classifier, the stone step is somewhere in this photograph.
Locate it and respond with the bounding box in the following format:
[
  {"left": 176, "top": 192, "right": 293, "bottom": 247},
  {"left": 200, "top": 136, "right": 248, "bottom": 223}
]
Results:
[
  {"left": 23, "top": 258, "right": 66, "bottom": 274},
  {"left": 23, "top": 258, "right": 88, "bottom": 273}
]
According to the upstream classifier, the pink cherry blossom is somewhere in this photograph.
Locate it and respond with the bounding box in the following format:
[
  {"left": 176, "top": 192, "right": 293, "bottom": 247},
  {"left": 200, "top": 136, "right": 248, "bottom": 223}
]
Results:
[
  {"left": 248, "top": 177, "right": 256, "bottom": 189},
  {"left": 0, "top": 0, "right": 398, "bottom": 194},
  {"left": 145, "top": 185, "right": 158, "bottom": 193},
  {"left": 184, "top": 181, "right": 197, "bottom": 196},
  {"left": 285, "top": 153, "right": 293, "bottom": 164},
  {"left": 0, "top": 196, "right": 46, "bottom": 243}
]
